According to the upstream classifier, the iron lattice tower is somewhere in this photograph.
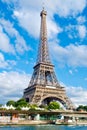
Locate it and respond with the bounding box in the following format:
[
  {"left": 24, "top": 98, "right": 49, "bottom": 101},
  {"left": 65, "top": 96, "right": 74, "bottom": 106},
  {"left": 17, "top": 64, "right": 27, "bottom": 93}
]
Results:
[{"left": 23, "top": 9, "right": 74, "bottom": 109}]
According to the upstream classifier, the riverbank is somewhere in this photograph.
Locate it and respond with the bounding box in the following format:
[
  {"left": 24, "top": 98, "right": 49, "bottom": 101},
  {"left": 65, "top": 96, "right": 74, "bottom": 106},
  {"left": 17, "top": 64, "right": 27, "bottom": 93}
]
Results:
[
  {"left": 55, "top": 120, "right": 87, "bottom": 125},
  {"left": 0, "top": 120, "right": 87, "bottom": 126},
  {"left": 0, "top": 120, "right": 53, "bottom": 126}
]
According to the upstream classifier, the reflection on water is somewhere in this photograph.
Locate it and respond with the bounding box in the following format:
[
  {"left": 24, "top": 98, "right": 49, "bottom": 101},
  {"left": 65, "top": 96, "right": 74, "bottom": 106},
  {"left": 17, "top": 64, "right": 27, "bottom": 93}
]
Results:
[
  {"left": 34, "top": 125, "right": 59, "bottom": 130},
  {"left": 0, "top": 125, "right": 87, "bottom": 130},
  {"left": 0, "top": 125, "right": 61, "bottom": 130}
]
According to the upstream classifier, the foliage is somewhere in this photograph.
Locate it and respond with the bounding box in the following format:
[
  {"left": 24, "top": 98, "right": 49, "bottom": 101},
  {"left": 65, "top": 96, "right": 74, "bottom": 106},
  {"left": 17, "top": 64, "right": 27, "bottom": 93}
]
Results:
[
  {"left": 76, "top": 105, "right": 87, "bottom": 111},
  {"left": 0, "top": 108, "right": 7, "bottom": 110},
  {"left": 6, "top": 98, "right": 29, "bottom": 108},
  {"left": 6, "top": 99, "right": 61, "bottom": 111},
  {"left": 15, "top": 98, "right": 28, "bottom": 107},
  {"left": 15, "top": 106, "right": 21, "bottom": 111},
  {"left": 47, "top": 101, "right": 60, "bottom": 110},
  {"left": 29, "top": 104, "right": 38, "bottom": 110},
  {"left": 0, "top": 104, "right": 2, "bottom": 107},
  {"left": 6, "top": 100, "right": 16, "bottom": 107}
]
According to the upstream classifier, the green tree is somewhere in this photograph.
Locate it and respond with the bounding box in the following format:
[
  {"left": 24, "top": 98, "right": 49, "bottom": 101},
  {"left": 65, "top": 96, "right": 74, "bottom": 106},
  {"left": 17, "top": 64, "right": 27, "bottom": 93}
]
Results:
[
  {"left": 15, "top": 98, "right": 28, "bottom": 107},
  {"left": 84, "top": 106, "right": 87, "bottom": 111},
  {"left": 15, "top": 106, "right": 21, "bottom": 111},
  {"left": 0, "top": 104, "right": 2, "bottom": 107},
  {"left": 6, "top": 100, "right": 16, "bottom": 107},
  {"left": 47, "top": 101, "right": 60, "bottom": 110},
  {"left": 76, "top": 105, "right": 84, "bottom": 111},
  {"left": 30, "top": 104, "right": 38, "bottom": 110}
]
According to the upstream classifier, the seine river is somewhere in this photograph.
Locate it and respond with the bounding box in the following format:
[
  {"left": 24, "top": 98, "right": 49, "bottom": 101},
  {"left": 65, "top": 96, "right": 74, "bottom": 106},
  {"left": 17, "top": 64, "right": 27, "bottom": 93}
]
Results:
[{"left": 0, "top": 125, "right": 87, "bottom": 130}]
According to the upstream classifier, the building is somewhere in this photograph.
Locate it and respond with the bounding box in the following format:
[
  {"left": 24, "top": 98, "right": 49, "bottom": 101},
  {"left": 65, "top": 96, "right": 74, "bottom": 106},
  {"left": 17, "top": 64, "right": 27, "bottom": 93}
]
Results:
[{"left": 23, "top": 9, "right": 74, "bottom": 109}]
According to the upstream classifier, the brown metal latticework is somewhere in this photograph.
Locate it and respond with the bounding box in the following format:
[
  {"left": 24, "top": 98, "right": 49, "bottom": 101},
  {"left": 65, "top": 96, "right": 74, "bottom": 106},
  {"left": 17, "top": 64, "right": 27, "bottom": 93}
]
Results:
[{"left": 23, "top": 9, "right": 74, "bottom": 109}]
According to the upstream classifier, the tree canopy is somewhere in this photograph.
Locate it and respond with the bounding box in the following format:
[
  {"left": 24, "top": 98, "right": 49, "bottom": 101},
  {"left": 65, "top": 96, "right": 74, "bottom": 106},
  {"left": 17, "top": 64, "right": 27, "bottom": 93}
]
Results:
[
  {"left": 76, "top": 105, "right": 87, "bottom": 111},
  {"left": 47, "top": 101, "right": 60, "bottom": 110},
  {"left": 6, "top": 98, "right": 29, "bottom": 108},
  {"left": 15, "top": 98, "right": 28, "bottom": 107},
  {"left": 6, "top": 100, "right": 16, "bottom": 107},
  {"left": 6, "top": 99, "right": 62, "bottom": 111}
]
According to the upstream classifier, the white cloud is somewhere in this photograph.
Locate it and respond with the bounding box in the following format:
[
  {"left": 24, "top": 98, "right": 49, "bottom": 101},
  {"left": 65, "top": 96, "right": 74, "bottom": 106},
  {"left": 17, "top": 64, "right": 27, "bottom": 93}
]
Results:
[
  {"left": 0, "top": 19, "right": 29, "bottom": 54},
  {"left": 0, "top": 71, "right": 30, "bottom": 104},
  {"left": 77, "top": 16, "right": 86, "bottom": 24},
  {"left": 60, "top": 82, "right": 87, "bottom": 106},
  {"left": 77, "top": 25, "right": 87, "bottom": 39},
  {"left": 55, "top": 0, "right": 86, "bottom": 17},
  {"left": 66, "top": 86, "right": 87, "bottom": 106},
  {"left": 14, "top": 10, "right": 40, "bottom": 38},
  {"left": 65, "top": 24, "right": 77, "bottom": 39},
  {"left": 0, "top": 70, "right": 86, "bottom": 106},
  {"left": 1, "top": 0, "right": 86, "bottom": 41},
  {"left": 0, "top": 53, "right": 8, "bottom": 68},
  {"left": 13, "top": 9, "right": 61, "bottom": 39},
  {"left": 47, "top": 17, "right": 62, "bottom": 39},
  {"left": 50, "top": 42, "right": 87, "bottom": 67},
  {"left": 65, "top": 24, "right": 87, "bottom": 40},
  {"left": 1, "top": 0, "right": 87, "bottom": 107},
  {"left": 0, "top": 25, "right": 15, "bottom": 53},
  {"left": 16, "top": 0, "right": 86, "bottom": 17},
  {"left": 0, "top": 52, "right": 16, "bottom": 69},
  {"left": 12, "top": 0, "right": 86, "bottom": 39}
]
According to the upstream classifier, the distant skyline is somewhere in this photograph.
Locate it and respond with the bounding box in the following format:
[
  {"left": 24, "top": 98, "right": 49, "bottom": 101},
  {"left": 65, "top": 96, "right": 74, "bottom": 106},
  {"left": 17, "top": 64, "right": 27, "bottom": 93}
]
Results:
[{"left": 0, "top": 0, "right": 87, "bottom": 106}]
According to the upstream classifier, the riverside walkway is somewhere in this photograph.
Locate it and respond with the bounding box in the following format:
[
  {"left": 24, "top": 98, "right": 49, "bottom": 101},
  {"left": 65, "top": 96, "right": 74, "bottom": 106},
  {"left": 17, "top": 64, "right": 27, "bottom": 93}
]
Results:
[
  {"left": 0, "top": 110, "right": 87, "bottom": 117},
  {"left": 0, "top": 110, "right": 87, "bottom": 125}
]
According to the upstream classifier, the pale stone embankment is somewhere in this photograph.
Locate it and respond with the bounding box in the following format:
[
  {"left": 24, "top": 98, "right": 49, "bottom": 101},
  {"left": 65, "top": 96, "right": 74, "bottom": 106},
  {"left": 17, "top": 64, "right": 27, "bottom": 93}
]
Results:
[
  {"left": 0, "top": 120, "right": 87, "bottom": 126},
  {"left": 0, "top": 120, "right": 52, "bottom": 125}
]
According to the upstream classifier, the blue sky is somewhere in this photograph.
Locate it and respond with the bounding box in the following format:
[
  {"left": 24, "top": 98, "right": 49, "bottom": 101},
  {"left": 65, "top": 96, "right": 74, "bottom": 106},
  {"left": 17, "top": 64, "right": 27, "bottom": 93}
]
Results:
[{"left": 0, "top": 0, "right": 87, "bottom": 106}]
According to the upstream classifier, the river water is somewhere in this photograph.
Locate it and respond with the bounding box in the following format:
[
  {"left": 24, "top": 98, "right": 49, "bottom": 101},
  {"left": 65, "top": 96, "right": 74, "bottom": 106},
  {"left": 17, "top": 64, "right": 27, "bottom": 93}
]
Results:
[{"left": 0, "top": 125, "right": 87, "bottom": 130}]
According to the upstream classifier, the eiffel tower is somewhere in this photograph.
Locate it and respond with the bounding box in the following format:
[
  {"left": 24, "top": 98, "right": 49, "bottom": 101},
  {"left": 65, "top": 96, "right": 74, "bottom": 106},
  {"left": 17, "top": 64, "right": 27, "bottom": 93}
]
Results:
[{"left": 23, "top": 9, "right": 74, "bottom": 109}]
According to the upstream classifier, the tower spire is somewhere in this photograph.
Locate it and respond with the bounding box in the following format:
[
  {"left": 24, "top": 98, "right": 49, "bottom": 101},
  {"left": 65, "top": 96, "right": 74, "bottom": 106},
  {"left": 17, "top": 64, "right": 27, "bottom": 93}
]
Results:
[
  {"left": 37, "top": 9, "right": 51, "bottom": 64},
  {"left": 42, "top": 2, "right": 45, "bottom": 10}
]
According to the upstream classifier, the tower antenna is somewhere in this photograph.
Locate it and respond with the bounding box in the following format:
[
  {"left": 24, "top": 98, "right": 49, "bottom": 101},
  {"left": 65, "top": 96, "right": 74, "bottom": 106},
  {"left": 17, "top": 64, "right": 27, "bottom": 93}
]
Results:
[{"left": 42, "top": 2, "right": 45, "bottom": 10}]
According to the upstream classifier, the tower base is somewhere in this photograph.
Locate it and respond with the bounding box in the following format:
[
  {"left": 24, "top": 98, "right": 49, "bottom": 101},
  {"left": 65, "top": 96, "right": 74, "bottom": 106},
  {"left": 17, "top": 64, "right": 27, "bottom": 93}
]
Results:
[{"left": 24, "top": 84, "right": 74, "bottom": 109}]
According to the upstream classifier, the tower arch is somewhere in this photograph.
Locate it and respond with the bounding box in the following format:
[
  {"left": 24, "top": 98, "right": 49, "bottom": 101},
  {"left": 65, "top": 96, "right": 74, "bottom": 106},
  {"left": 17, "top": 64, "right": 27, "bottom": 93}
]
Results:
[{"left": 40, "top": 95, "right": 67, "bottom": 108}]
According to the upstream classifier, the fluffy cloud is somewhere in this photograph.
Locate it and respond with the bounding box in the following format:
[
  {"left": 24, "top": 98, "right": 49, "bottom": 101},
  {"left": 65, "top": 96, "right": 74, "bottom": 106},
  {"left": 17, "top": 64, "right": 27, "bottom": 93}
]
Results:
[
  {"left": 66, "top": 86, "right": 87, "bottom": 106},
  {"left": 77, "top": 25, "right": 87, "bottom": 39},
  {"left": 0, "top": 0, "right": 87, "bottom": 107},
  {"left": 77, "top": 16, "right": 86, "bottom": 24},
  {"left": 0, "top": 71, "right": 30, "bottom": 104},
  {"left": 0, "top": 19, "right": 29, "bottom": 54},
  {"left": 0, "top": 70, "right": 86, "bottom": 106},
  {"left": 58, "top": 0, "right": 86, "bottom": 17},
  {"left": 0, "top": 53, "right": 8, "bottom": 68},
  {"left": 1, "top": 0, "right": 87, "bottom": 42},
  {"left": 11, "top": 0, "right": 86, "bottom": 39},
  {"left": 0, "top": 25, "right": 15, "bottom": 53},
  {"left": 60, "top": 82, "right": 87, "bottom": 106},
  {"left": 6, "top": 0, "right": 86, "bottom": 17},
  {"left": 0, "top": 52, "right": 16, "bottom": 69},
  {"left": 65, "top": 24, "right": 87, "bottom": 40},
  {"left": 50, "top": 42, "right": 87, "bottom": 67},
  {"left": 13, "top": 9, "right": 61, "bottom": 39},
  {"left": 14, "top": 10, "right": 40, "bottom": 38}
]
